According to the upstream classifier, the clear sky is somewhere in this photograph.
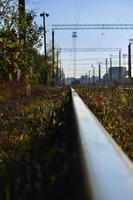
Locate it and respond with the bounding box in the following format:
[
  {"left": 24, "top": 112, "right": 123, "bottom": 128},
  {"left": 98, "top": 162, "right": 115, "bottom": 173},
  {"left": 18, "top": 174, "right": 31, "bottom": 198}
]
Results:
[{"left": 27, "top": 0, "right": 133, "bottom": 77}]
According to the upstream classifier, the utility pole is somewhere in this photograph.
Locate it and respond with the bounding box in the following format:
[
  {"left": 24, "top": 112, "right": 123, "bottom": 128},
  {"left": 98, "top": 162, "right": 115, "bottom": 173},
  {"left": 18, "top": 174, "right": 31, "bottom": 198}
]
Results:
[
  {"left": 18, "top": 0, "right": 26, "bottom": 43},
  {"left": 40, "top": 12, "right": 49, "bottom": 85},
  {"left": 119, "top": 50, "right": 122, "bottom": 79},
  {"left": 98, "top": 63, "right": 101, "bottom": 83},
  {"left": 56, "top": 50, "right": 59, "bottom": 84},
  {"left": 93, "top": 67, "right": 95, "bottom": 85},
  {"left": 40, "top": 12, "right": 49, "bottom": 59},
  {"left": 88, "top": 70, "right": 90, "bottom": 85},
  {"left": 110, "top": 57, "right": 112, "bottom": 82},
  {"left": 92, "top": 65, "right": 95, "bottom": 85},
  {"left": 86, "top": 73, "right": 87, "bottom": 84},
  {"left": 61, "top": 66, "right": 64, "bottom": 85},
  {"left": 128, "top": 42, "right": 132, "bottom": 78},
  {"left": 105, "top": 58, "right": 108, "bottom": 83},
  {"left": 55, "top": 49, "right": 61, "bottom": 84},
  {"left": 59, "top": 61, "right": 62, "bottom": 86},
  {"left": 19, "top": 0, "right": 25, "bottom": 16},
  {"left": 52, "top": 29, "right": 55, "bottom": 80}
]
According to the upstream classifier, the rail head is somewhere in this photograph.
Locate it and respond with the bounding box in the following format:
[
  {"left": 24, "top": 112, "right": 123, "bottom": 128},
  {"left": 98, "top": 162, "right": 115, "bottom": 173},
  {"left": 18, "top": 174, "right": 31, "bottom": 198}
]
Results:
[{"left": 71, "top": 88, "right": 133, "bottom": 200}]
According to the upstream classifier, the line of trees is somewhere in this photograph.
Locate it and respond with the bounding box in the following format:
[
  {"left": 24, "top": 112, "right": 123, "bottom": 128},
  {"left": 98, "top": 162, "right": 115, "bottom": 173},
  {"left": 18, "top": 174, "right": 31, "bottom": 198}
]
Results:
[{"left": 0, "top": 0, "right": 64, "bottom": 94}]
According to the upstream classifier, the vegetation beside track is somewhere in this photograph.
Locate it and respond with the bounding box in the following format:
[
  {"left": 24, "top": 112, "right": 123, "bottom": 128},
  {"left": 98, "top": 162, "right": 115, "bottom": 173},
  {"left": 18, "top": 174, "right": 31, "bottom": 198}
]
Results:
[
  {"left": 76, "top": 86, "right": 133, "bottom": 161},
  {"left": 0, "top": 87, "right": 79, "bottom": 200}
]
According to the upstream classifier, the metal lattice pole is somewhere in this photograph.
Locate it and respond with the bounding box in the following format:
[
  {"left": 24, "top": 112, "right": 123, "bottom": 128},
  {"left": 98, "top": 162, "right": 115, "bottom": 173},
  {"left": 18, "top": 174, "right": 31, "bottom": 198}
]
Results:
[{"left": 72, "top": 32, "right": 77, "bottom": 78}]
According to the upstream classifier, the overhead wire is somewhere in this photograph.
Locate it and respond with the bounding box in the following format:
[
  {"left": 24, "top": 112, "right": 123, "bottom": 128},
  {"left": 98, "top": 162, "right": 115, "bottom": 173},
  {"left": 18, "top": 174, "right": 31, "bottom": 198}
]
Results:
[
  {"left": 98, "top": 1, "right": 133, "bottom": 53},
  {"left": 114, "top": 0, "right": 133, "bottom": 59},
  {"left": 73, "top": 0, "right": 88, "bottom": 78},
  {"left": 72, "top": 0, "right": 82, "bottom": 78},
  {"left": 26, "top": 0, "right": 42, "bottom": 5},
  {"left": 76, "top": 0, "right": 84, "bottom": 24},
  {"left": 68, "top": 1, "right": 132, "bottom": 77},
  {"left": 116, "top": 0, "right": 133, "bottom": 22},
  {"left": 74, "top": 0, "right": 78, "bottom": 24},
  {"left": 97, "top": 1, "right": 133, "bottom": 63}
]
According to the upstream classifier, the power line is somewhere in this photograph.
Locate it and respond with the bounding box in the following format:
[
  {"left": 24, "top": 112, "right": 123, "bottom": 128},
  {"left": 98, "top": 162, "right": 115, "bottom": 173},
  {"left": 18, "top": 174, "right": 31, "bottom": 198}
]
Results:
[
  {"left": 77, "top": 0, "right": 84, "bottom": 23},
  {"left": 114, "top": 1, "right": 133, "bottom": 50},
  {"left": 26, "top": 0, "right": 41, "bottom": 5},
  {"left": 62, "top": 58, "right": 110, "bottom": 61},
  {"left": 74, "top": 0, "right": 78, "bottom": 24},
  {"left": 62, "top": 61, "right": 120, "bottom": 66},
  {"left": 116, "top": 1, "right": 133, "bottom": 22},
  {"left": 61, "top": 48, "right": 122, "bottom": 52},
  {"left": 52, "top": 24, "right": 133, "bottom": 30}
]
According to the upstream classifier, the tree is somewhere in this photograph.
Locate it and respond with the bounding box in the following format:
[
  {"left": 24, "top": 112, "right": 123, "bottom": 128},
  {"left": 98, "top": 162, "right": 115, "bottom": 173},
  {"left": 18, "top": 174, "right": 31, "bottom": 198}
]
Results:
[{"left": 0, "top": 0, "right": 42, "bottom": 85}]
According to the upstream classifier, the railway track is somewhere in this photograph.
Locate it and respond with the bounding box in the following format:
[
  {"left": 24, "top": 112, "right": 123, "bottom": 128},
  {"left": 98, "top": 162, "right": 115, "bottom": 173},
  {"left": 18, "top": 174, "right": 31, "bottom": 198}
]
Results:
[
  {"left": 0, "top": 87, "right": 133, "bottom": 199},
  {"left": 71, "top": 87, "right": 133, "bottom": 200}
]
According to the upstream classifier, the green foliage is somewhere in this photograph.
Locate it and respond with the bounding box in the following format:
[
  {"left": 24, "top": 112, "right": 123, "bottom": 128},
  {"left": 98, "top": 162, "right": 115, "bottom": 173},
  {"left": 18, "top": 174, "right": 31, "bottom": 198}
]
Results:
[
  {"left": 0, "top": 0, "right": 43, "bottom": 84},
  {"left": 0, "top": 0, "right": 60, "bottom": 87}
]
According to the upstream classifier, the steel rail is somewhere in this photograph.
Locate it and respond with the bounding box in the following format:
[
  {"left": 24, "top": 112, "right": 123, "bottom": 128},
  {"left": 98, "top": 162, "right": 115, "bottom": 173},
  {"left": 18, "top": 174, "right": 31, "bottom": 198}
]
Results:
[{"left": 71, "top": 88, "right": 133, "bottom": 200}]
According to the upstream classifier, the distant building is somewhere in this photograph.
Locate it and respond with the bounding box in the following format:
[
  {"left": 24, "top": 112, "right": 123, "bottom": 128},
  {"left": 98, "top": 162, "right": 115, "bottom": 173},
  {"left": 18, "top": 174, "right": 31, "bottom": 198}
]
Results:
[
  {"left": 71, "top": 79, "right": 80, "bottom": 85},
  {"left": 65, "top": 77, "right": 80, "bottom": 85},
  {"left": 64, "top": 77, "right": 74, "bottom": 85},
  {"left": 80, "top": 75, "right": 99, "bottom": 85},
  {"left": 80, "top": 75, "right": 88, "bottom": 84},
  {"left": 103, "top": 66, "right": 127, "bottom": 82},
  {"left": 103, "top": 73, "right": 110, "bottom": 82}
]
